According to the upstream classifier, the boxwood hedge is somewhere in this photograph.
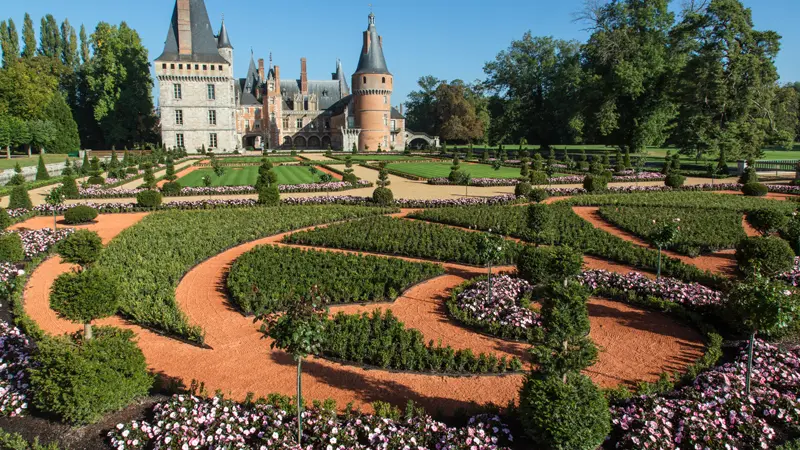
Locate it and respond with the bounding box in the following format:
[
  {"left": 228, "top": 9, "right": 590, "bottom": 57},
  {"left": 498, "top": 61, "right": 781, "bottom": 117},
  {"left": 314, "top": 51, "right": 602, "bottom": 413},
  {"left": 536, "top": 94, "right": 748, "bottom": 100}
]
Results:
[
  {"left": 227, "top": 245, "right": 444, "bottom": 315},
  {"left": 94, "top": 205, "right": 395, "bottom": 343}
]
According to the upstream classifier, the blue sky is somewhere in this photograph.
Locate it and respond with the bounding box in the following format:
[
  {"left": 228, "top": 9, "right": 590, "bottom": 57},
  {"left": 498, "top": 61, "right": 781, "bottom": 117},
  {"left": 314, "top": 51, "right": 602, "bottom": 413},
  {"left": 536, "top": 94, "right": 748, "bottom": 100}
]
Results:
[{"left": 3, "top": 0, "right": 798, "bottom": 107}]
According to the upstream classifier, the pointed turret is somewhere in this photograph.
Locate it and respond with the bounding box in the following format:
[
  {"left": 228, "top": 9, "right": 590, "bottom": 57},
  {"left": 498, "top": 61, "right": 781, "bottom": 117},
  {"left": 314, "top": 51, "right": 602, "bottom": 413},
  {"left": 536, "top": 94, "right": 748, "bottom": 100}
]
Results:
[
  {"left": 155, "top": 0, "right": 226, "bottom": 63},
  {"left": 243, "top": 51, "right": 260, "bottom": 96},
  {"left": 217, "top": 19, "right": 232, "bottom": 49},
  {"left": 354, "top": 12, "right": 390, "bottom": 75},
  {"left": 332, "top": 59, "right": 350, "bottom": 96}
]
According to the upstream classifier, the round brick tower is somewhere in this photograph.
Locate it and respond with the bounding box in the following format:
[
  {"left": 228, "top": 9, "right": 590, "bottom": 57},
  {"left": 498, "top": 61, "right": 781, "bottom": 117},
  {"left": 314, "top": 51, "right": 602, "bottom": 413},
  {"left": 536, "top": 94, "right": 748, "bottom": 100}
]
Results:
[{"left": 351, "top": 12, "right": 392, "bottom": 152}]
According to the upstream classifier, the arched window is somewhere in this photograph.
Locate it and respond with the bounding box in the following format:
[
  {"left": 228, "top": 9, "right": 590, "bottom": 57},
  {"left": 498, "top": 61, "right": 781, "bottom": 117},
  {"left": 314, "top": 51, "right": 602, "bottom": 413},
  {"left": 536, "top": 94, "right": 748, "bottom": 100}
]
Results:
[
  {"left": 308, "top": 136, "right": 321, "bottom": 148},
  {"left": 363, "top": 76, "right": 367, "bottom": 84},
  {"left": 294, "top": 136, "right": 307, "bottom": 148}
]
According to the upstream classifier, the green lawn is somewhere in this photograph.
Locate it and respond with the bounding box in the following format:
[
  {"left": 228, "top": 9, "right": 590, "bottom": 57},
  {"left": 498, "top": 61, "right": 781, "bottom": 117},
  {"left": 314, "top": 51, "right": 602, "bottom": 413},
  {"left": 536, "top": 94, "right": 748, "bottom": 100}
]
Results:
[
  {"left": 335, "top": 155, "right": 431, "bottom": 162},
  {"left": 388, "top": 162, "right": 530, "bottom": 179},
  {"left": 217, "top": 156, "right": 298, "bottom": 163},
  {"left": 178, "top": 166, "right": 323, "bottom": 186},
  {"left": 0, "top": 154, "right": 76, "bottom": 170}
]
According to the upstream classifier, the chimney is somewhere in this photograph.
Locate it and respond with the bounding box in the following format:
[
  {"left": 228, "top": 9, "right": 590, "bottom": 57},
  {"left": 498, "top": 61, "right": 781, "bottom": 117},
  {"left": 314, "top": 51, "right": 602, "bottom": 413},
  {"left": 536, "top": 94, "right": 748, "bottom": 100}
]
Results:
[
  {"left": 176, "top": 0, "right": 192, "bottom": 55},
  {"left": 274, "top": 65, "right": 280, "bottom": 85},
  {"left": 363, "top": 33, "right": 370, "bottom": 54},
  {"left": 300, "top": 58, "right": 308, "bottom": 94},
  {"left": 258, "top": 58, "right": 265, "bottom": 80},
  {"left": 399, "top": 104, "right": 403, "bottom": 115}
]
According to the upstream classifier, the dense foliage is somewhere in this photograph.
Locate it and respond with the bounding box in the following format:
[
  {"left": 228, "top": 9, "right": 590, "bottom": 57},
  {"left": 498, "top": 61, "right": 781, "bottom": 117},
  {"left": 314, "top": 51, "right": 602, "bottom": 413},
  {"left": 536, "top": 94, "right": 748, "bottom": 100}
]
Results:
[
  {"left": 227, "top": 245, "right": 443, "bottom": 315},
  {"left": 93, "top": 206, "right": 395, "bottom": 342},
  {"left": 29, "top": 327, "right": 152, "bottom": 424},
  {"left": 49, "top": 268, "right": 119, "bottom": 334},
  {"left": 0, "top": 233, "right": 24, "bottom": 262},
  {"left": 568, "top": 191, "right": 795, "bottom": 213},
  {"left": 283, "top": 216, "right": 521, "bottom": 266},
  {"left": 599, "top": 205, "right": 746, "bottom": 255},
  {"left": 62, "top": 205, "right": 97, "bottom": 224},
  {"left": 735, "top": 236, "right": 795, "bottom": 277},
  {"left": 135, "top": 190, "right": 161, "bottom": 208},
  {"left": 56, "top": 229, "right": 102, "bottom": 266}
]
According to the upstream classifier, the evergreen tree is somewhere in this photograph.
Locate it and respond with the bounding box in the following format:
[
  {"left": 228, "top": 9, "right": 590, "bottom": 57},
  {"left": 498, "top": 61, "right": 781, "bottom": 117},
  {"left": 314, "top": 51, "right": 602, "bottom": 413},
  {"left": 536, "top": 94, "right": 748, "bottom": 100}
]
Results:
[
  {"left": 661, "top": 151, "right": 672, "bottom": 174},
  {"left": 38, "top": 15, "right": 61, "bottom": 58},
  {"left": 376, "top": 167, "right": 391, "bottom": 188},
  {"left": 623, "top": 148, "right": 632, "bottom": 168},
  {"left": 164, "top": 159, "right": 176, "bottom": 182},
  {"left": 141, "top": 166, "right": 155, "bottom": 189},
  {"left": 716, "top": 148, "right": 729, "bottom": 175},
  {"left": 614, "top": 149, "right": 624, "bottom": 173},
  {"left": 8, "top": 184, "right": 32, "bottom": 209},
  {"left": 21, "top": 13, "right": 35, "bottom": 59},
  {"left": 6, "top": 163, "right": 25, "bottom": 186},
  {"left": 79, "top": 24, "right": 89, "bottom": 64},
  {"left": 60, "top": 19, "right": 78, "bottom": 68},
  {"left": 0, "top": 20, "right": 20, "bottom": 68},
  {"left": 42, "top": 93, "right": 80, "bottom": 153},
  {"left": 35, "top": 153, "right": 50, "bottom": 180},
  {"left": 61, "top": 157, "right": 74, "bottom": 176},
  {"left": 80, "top": 151, "right": 89, "bottom": 175}
]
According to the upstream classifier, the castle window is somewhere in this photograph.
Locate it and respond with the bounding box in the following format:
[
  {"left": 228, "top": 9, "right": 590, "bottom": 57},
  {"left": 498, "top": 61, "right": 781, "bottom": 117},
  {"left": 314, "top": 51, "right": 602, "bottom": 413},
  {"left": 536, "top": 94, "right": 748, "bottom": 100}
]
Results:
[
  {"left": 325, "top": 120, "right": 330, "bottom": 130},
  {"left": 363, "top": 76, "right": 366, "bottom": 84},
  {"left": 255, "top": 122, "right": 260, "bottom": 129},
  {"left": 383, "top": 114, "right": 388, "bottom": 126},
  {"left": 210, "top": 65, "right": 215, "bottom": 70},
  {"left": 178, "top": 64, "right": 183, "bottom": 69},
  {"left": 161, "top": 63, "right": 166, "bottom": 69},
  {"left": 173, "top": 84, "right": 182, "bottom": 100},
  {"left": 383, "top": 95, "right": 387, "bottom": 104},
  {"left": 202, "top": 64, "right": 207, "bottom": 70},
  {"left": 207, "top": 84, "right": 216, "bottom": 100},
  {"left": 209, "top": 133, "right": 218, "bottom": 148},
  {"left": 282, "top": 118, "right": 289, "bottom": 129},
  {"left": 269, "top": 97, "right": 275, "bottom": 105},
  {"left": 218, "top": 65, "right": 223, "bottom": 71},
  {"left": 382, "top": 77, "right": 385, "bottom": 83},
  {"left": 270, "top": 113, "right": 275, "bottom": 121},
  {"left": 176, "top": 133, "right": 184, "bottom": 148},
  {"left": 195, "top": 64, "right": 199, "bottom": 70},
  {"left": 296, "top": 118, "right": 303, "bottom": 129},
  {"left": 208, "top": 110, "right": 217, "bottom": 125},
  {"left": 304, "top": 98, "right": 309, "bottom": 111},
  {"left": 175, "top": 110, "right": 183, "bottom": 125},
  {"left": 391, "top": 120, "right": 396, "bottom": 131},
  {"left": 170, "top": 63, "right": 175, "bottom": 69}
]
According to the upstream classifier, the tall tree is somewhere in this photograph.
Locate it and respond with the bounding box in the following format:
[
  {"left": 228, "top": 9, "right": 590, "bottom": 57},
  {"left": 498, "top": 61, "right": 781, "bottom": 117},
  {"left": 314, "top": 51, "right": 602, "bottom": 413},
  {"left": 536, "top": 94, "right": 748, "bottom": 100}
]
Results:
[
  {"left": 0, "top": 20, "right": 19, "bottom": 67},
  {"left": 435, "top": 80, "right": 488, "bottom": 143},
  {"left": 484, "top": 34, "right": 584, "bottom": 150},
  {"left": 404, "top": 75, "right": 441, "bottom": 135},
  {"left": 672, "top": 0, "right": 782, "bottom": 160},
  {"left": 78, "top": 24, "right": 89, "bottom": 64},
  {"left": 581, "top": 0, "right": 680, "bottom": 153},
  {"left": 769, "top": 84, "right": 799, "bottom": 149},
  {"left": 43, "top": 92, "right": 80, "bottom": 153},
  {"left": 60, "top": 19, "right": 78, "bottom": 68},
  {"left": 0, "top": 57, "right": 61, "bottom": 120},
  {"left": 83, "top": 21, "right": 156, "bottom": 148},
  {"left": 39, "top": 14, "right": 60, "bottom": 58},
  {"left": 21, "top": 13, "right": 36, "bottom": 59}
]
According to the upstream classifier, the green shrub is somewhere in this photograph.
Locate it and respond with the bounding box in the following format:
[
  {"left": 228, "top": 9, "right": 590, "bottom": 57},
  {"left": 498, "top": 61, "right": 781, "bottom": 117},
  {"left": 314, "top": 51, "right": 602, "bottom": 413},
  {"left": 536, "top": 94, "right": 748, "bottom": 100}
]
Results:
[
  {"left": 29, "top": 327, "right": 152, "bottom": 424},
  {"left": 60, "top": 176, "right": 79, "bottom": 198},
  {"left": 0, "top": 233, "right": 24, "bottom": 262},
  {"left": 528, "top": 188, "right": 549, "bottom": 203},
  {"left": 228, "top": 245, "right": 443, "bottom": 315},
  {"left": 136, "top": 190, "right": 162, "bottom": 208},
  {"left": 518, "top": 373, "right": 610, "bottom": 449},
  {"left": 342, "top": 173, "right": 358, "bottom": 184},
  {"left": 257, "top": 185, "right": 280, "bottom": 206},
  {"left": 57, "top": 230, "right": 103, "bottom": 266},
  {"left": 86, "top": 176, "right": 105, "bottom": 186},
  {"left": 529, "top": 171, "right": 548, "bottom": 185},
  {"left": 0, "top": 428, "right": 59, "bottom": 450},
  {"left": 514, "top": 182, "right": 532, "bottom": 197},
  {"left": 517, "top": 245, "right": 583, "bottom": 285},
  {"left": 35, "top": 154, "right": 50, "bottom": 181},
  {"left": 782, "top": 215, "right": 800, "bottom": 255},
  {"left": 747, "top": 209, "right": 788, "bottom": 236},
  {"left": 5, "top": 164, "right": 25, "bottom": 186},
  {"left": 125, "top": 167, "right": 138, "bottom": 175},
  {"left": 50, "top": 268, "right": 120, "bottom": 329},
  {"left": 735, "top": 236, "right": 795, "bottom": 277},
  {"left": 664, "top": 173, "right": 686, "bottom": 188},
  {"left": 160, "top": 181, "right": 182, "bottom": 196},
  {"left": 741, "top": 182, "right": 768, "bottom": 197},
  {"left": 738, "top": 166, "right": 759, "bottom": 184},
  {"left": 372, "top": 187, "right": 394, "bottom": 206},
  {"left": 63, "top": 205, "right": 98, "bottom": 225},
  {"left": 777, "top": 439, "right": 800, "bottom": 450},
  {"left": 0, "top": 208, "right": 10, "bottom": 230},
  {"left": 582, "top": 174, "right": 607, "bottom": 192},
  {"left": 8, "top": 185, "right": 32, "bottom": 210}
]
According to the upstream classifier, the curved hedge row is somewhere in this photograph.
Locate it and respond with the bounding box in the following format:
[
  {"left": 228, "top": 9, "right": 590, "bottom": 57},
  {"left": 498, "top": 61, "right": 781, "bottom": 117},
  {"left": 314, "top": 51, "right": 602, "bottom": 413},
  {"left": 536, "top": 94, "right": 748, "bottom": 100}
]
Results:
[
  {"left": 282, "top": 216, "right": 521, "bottom": 266},
  {"left": 227, "top": 245, "right": 444, "bottom": 315}
]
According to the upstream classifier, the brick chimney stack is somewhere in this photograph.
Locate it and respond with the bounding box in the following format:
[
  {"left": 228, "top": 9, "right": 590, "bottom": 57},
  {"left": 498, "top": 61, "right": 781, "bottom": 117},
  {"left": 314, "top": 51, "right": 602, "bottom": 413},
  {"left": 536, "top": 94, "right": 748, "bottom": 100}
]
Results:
[
  {"left": 258, "top": 59, "right": 265, "bottom": 80},
  {"left": 176, "top": 0, "right": 192, "bottom": 55},
  {"left": 300, "top": 58, "right": 308, "bottom": 94}
]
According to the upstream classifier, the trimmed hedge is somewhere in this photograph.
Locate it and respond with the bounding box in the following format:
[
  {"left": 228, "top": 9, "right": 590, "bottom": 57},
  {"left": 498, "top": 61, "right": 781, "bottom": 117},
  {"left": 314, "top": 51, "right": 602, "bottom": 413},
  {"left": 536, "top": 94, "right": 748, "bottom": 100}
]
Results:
[
  {"left": 136, "top": 190, "right": 162, "bottom": 208},
  {"left": 63, "top": 205, "right": 98, "bottom": 224},
  {"left": 742, "top": 182, "right": 768, "bottom": 197},
  {"left": 0, "top": 233, "right": 24, "bottom": 262},
  {"left": 517, "top": 245, "right": 583, "bottom": 284},
  {"left": 735, "top": 236, "right": 795, "bottom": 277},
  {"left": 283, "top": 216, "right": 521, "bottom": 266},
  {"left": 227, "top": 245, "right": 443, "bottom": 315}
]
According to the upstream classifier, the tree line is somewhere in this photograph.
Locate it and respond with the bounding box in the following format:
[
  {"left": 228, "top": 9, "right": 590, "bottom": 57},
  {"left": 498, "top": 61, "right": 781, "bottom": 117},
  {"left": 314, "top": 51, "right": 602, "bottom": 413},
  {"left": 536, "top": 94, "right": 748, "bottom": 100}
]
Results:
[
  {"left": 0, "top": 12, "right": 158, "bottom": 154},
  {"left": 405, "top": 0, "right": 799, "bottom": 161}
]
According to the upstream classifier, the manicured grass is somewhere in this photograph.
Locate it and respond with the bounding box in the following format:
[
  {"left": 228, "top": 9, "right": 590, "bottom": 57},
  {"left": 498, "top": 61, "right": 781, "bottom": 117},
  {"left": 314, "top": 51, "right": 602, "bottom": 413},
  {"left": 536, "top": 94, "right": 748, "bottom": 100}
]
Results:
[
  {"left": 335, "top": 155, "right": 431, "bottom": 162},
  {"left": 0, "top": 155, "right": 77, "bottom": 170},
  {"left": 216, "top": 156, "right": 298, "bottom": 163},
  {"left": 178, "top": 166, "right": 322, "bottom": 186},
  {"left": 388, "top": 162, "right": 525, "bottom": 179}
]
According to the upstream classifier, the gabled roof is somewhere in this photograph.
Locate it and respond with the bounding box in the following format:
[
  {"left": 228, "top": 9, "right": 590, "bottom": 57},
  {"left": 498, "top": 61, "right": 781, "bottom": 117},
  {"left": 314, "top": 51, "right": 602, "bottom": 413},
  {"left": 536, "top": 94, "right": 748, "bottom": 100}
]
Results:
[
  {"left": 354, "top": 13, "right": 391, "bottom": 75},
  {"left": 217, "top": 19, "right": 232, "bottom": 49},
  {"left": 280, "top": 79, "right": 345, "bottom": 110},
  {"left": 391, "top": 107, "right": 404, "bottom": 120},
  {"left": 156, "top": 0, "right": 227, "bottom": 63}
]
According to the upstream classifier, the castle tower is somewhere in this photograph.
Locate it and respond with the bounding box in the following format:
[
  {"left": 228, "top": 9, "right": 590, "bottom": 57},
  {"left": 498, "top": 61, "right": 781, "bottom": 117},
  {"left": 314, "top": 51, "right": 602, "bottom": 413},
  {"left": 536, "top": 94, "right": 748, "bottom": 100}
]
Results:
[
  {"left": 216, "top": 18, "right": 233, "bottom": 65},
  {"left": 351, "top": 12, "right": 392, "bottom": 152}
]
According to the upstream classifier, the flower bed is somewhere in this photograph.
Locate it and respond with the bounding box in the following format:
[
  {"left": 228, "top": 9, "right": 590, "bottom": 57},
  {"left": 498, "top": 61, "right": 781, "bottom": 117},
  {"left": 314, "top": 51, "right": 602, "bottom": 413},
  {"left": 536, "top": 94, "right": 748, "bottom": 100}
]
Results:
[
  {"left": 15, "top": 228, "right": 74, "bottom": 259},
  {"left": 108, "top": 394, "right": 514, "bottom": 450},
  {"left": 780, "top": 257, "right": 800, "bottom": 286},
  {"left": 611, "top": 339, "right": 800, "bottom": 449},
  {"left": 427, "top": 172, "right": 665, "bottom": 186},
  {"left": 578, "top": 270, "right": 723, "bottom": 309},
  {"left": 449, "top": 275, "right": 540, "bottom": 341},
  {"left": 76, "top": 180, "right": 373, "bottom": 198},
  {"left": 0, "top": 320, "right": 34, "bottom": 417}
]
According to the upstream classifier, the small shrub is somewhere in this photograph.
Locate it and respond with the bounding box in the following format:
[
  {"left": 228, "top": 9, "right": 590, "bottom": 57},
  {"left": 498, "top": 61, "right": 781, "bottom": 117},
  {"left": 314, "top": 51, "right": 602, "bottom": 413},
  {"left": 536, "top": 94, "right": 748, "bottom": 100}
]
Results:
[
  {"left": 738, "top": 166, "right": 759, "bottom": 185},
  {"left": 517, "top": 245, "right": 583, "bottom": 285},
  {"left": 160, "top": 181, "right": 182, "bottom": 196},
  {"left": 0, "top": 208, "right": 10, "bottom": 230},
  {"left": 372, "top": 187, "right": 394, "bottom": 206},
  {"left": 527, "top": 189, "right": 549, "bottom": 203},
  {"left": 8, "top": 185, "right": 32, "bottom": 210},
  {"left": 741, "top": 182, "right": 768, "bottom": 197},
  {"left": 664, "top": 173, "right": 686, "bottom": 188},
  {"left": 257, "top": 185, "right": 280, "bottom": 206},
  {"left": 0, "top": 233, "right": 24, "bottom": 262},
  {"left": 342, "top": 173, "right": 358, "bottom": 184},
  {"left": 63, "top": 205, "right": 98, "bottom": 224},
  {"left": 735, "top": 236, "right": 795, "bottom": 277},
  {"left": 583, "top": 174, "right": 608, "bottom": 192},
  {"left": 515, "top": 182, "right": 532, "bottom": 197},
  {"left": 529, "top": 171, "right": 547, "bottom": 185},
  {"left": 136, "top": 190, "right": 162, "bottom": 208},
  {"left": 58, "top": 230, "right": 103, "bottom": 266},
  {"left": 29, "top": 327, "right": 153, "bottom": 424},
  {"left": 518, "top": 373, "right": 610, "bottom": 449},
  {"left": 86, "top": 176, "right": 105, "bottom": 186},
  {"left": 747, "top": 209, "right": 788, "bottom": 236},
  {"left": 125, "top": 167, "right": 138, "bottom": 175},
  {"left": 60, "top": 176, "right": 79, "bottom": 198}
]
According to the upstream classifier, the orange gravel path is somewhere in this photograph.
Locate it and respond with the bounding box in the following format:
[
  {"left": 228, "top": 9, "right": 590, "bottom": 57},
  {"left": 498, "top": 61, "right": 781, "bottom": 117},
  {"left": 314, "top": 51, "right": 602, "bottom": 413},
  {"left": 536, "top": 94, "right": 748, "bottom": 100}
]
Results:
[{"left": 20, "top": 211, "right": 704, "bottom": 414}]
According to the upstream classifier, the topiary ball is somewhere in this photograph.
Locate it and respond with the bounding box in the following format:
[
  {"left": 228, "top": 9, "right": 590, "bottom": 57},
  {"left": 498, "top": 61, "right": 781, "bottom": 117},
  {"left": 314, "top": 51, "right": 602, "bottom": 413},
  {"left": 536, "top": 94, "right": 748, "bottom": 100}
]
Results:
[
  {"left": 517, "top": 245, "right": 583, "bottom": 285},
  {"left": 135, "top": 190, "right": 162, "bottom": 208},
  {"left": 86, "top": 176, "right": 105, "bottom": 186},
  {"left": 342, "top": 173, "right": 358, "bottom": 184},
  {"left": 372, "top": 187, "right": 394, "bottom": 206},
  {"left": 527, "top": 189, "right": 549, "bottom": 203},
  {"left": 735, "top": 236, "right": 794, "bottom": 277},
  {"left": 257, "top": 185, "right": 280, "bottom": 206},
  {"left": 58, "top": 230, "right": 103, "bottom": 266},
  {"left": 582, "top": 174, "right": 608, "bottom": 193},
  {"left": 747, "top": 209, "right": 789, "bottom": 236},
  {"left": 742, "top": 182, "right": 768, "bottom": 197},
  {"left": 0, "top": 233, "right": 24, "bottom": 262},
  {"left": 518, "top": 373, "right": 610, "bottom": 449},
  {"left": 63, "top": 206, "right": 98, "bottom": 225},
  {"left": 515, "top": 182, "right": 532, "bottom": 198},
  {"left": 664, "top": 173, "right": 686, "bottom": 188},
  {"left": 529, "top": 171, "right": 548, "bottom": 185},
  {"left": 160, "top": 181, "right": 182, "bottom": 196}
]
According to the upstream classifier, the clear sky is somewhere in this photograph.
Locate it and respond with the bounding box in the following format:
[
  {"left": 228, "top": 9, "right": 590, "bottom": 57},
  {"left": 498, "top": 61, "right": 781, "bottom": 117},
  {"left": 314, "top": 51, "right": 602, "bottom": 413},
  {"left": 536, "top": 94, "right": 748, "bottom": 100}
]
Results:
[{"left": 3, "top": 0, "right": 798, "bottom": 107}]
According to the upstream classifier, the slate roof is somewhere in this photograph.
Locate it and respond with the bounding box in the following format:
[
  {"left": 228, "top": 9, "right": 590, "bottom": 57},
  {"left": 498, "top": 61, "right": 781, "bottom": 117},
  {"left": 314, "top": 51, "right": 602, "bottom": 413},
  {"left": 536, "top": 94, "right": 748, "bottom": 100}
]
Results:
[
  {"left": 156, "top": 0, "right": 227, "bottom": 63},
  {"left": 354, "top": 13, "right": 390, "bottom": 75},
  {"left": 280, "top": 79, "right": 346, "bottom": 111},
  {"left": 391, "top": 107, "right": 404, "bottom": 120},
  {"left": 217, "top": 20, "right": 232, "bottom": 49}
]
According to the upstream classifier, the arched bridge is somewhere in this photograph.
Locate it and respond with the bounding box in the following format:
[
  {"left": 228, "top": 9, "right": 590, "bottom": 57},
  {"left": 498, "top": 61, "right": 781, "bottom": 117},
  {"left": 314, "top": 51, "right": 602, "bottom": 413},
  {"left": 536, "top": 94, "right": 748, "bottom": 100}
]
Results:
[{"left": 405, "top": 130, "right": 440, "bottom": 149}]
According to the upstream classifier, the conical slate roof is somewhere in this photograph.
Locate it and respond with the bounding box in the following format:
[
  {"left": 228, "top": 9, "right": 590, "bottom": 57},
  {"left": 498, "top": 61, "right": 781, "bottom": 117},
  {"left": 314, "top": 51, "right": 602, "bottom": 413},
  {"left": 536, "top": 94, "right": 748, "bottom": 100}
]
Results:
[
  {"left": 217, "top": 19, "right": 232, "bottom": 49},
  {"left": 156, "top": 0, "right": 227, "bottom": 63},
  {"left": 354, "top": 12, "right": 390, "bottom": 75}
]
